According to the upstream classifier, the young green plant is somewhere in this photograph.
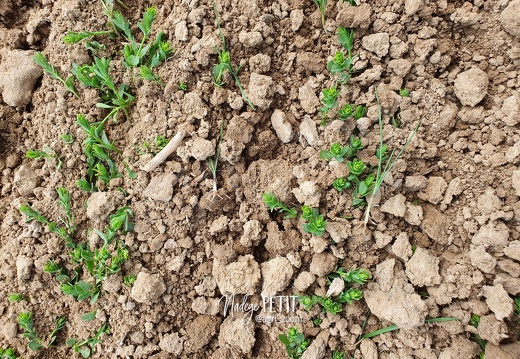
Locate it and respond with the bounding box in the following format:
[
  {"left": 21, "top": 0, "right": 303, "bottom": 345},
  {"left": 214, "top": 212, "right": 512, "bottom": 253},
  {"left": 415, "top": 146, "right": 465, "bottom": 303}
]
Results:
[
  {"left": 66, "top": 323, "right": 110, "bottom": 358},
  {"left": 0, "top": 347, "right": 18, "bottom": 359},
  {"left": 262, "top": 193, "right": 297, "bottom": 219},
  {"left": 17, "top": 312, "right": 43, "bottom": 351},
  {"left": 33, "top": 52, "right": 78, "bottom": 97},
  {"left": 278, "top": 327, "right": 309, "bottom": 359},
  {"left": 206, "top": 119, "right": 225, "bottom": 191},
  {"left": 211, "top": 2, "right": 254, "bottom": 110},
  {"left": 26, "top": 146, "right": 63, "bottom": 170},
  {"left": 364, "top": 86, "right": 420, "bottom": 225},
  {"left": 313, "top": 0, "right": 327, "bottom": 31}
]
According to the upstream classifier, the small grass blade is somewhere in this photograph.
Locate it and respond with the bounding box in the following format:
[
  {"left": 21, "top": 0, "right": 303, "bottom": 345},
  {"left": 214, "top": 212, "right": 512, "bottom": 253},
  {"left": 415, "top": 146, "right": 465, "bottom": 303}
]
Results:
[{"left": 362, "top": 317, "right": 459, "bottom": 339}]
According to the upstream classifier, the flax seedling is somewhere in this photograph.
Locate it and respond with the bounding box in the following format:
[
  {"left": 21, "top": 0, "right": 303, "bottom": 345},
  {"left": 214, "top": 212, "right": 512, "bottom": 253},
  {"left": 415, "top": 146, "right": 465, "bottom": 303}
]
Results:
[
  {"left": 20, "top": 201, "right": 74, "bottom": 247},
  {"left": 313, "top": 0, "right": 327, "bottom": 31},
  {"left": 212, "top": 2, "right": 254, "bottom": 110},
  {"left": 8, "top": 293, "right": 28, "bottom": 302},
  {"left": 262, "top": 193, "right": 298, "bottom": 219},
  {"left": 0, "top": 347, "right": 18, "bottom": 359},
  {"left": 67, "top": 323, "right": 110, "bottom": 358},
  {"left": 206, "top": 119, "right": 225, "bottom": 191},
  {"left": 72, "top": 58, "right": 135, "bottom": 122},
  {"left": 33, "top": 52, "right": 78, "bottom": 97},
  {"left": 17, "top": 312, "right": 43, "bottom": 351},
  {"left": 364, "top": 87, "right": 420, "bottom": 225},
  {"left": 61, "top": 133, "right": 75, "bottom": 144},
  {"left": 48, "top": 316, "right": 67, "bottom": 347},
  {"left": 76, "top": 114, "right": 121, "bottom": 191},
  {"left": 278, "top": 327, "right": 309, "bottom": 359},
  {"left": 26, "top": 146, "right": 63, "bottom": 170}
]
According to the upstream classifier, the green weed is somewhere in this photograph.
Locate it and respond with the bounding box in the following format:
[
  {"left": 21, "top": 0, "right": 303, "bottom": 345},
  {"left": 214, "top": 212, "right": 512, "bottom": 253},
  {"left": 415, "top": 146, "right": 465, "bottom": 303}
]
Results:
[
  {"left": 301, "top": 206, "right": 327, "bottom": 236},
  {"left": 124, "top": 273, "right": 136, "bottom": 287},
  {"left": 178, "top": 82, "right": 188, "bottom": 91},
  {"left": 319, "top": 137, "right": 362, "bottom": 163},
  {"left": 319, "top": 85, "right": 340, "bottom": 122},
  {"left": 363, "top": 87, "right": 420, "bottom": 225},
  {"left": 263, "top": 193, "right": 298, "bottom": 219},
  {"left": 81, "top": 311, "right": 97, "bottom": 322},
  {"left": 48, "top": 316, "right": 67, "bottom": 347},
  {"left": 206, "top": 119, "right": 226, "bottom": 191},
  {"left": 313, "top": 0, "right": 327, "bottom": 31},
  {"left": 332, "top": 351, "right": 348, "bottom": 359},
  {"left": 212, "top": 2, "right": 254, "bottom": 110},
  {"left": 361, "top": 317, "right": 459, "bottom": 339},
  {"left": 33, "top": 52, "right": 78, "bottom": 97},
  {"left": 278, "top": 327, "right": 309, "bottom": 359},
  {"left": 399, "top": 88, "right": 410, "bottom": 97}
]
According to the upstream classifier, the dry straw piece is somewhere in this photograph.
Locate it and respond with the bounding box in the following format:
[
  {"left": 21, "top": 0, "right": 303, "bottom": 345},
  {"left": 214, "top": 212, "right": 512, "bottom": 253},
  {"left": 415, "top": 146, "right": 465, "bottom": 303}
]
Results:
[{"left": 142, "top": 131, "right": 185, "bottom": 172}]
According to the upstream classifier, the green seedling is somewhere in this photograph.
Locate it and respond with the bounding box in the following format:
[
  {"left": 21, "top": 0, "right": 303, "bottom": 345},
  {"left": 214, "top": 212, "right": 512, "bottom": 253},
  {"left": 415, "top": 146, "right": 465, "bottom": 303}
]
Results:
[
  {"left": 72, "top": 58, "right": 135, "bottom": 122},
  {"left": 20, "top": 202, "right": 75, "bottom": 247},
  {"left": 262, "top": 193, "right": 298, "bottom": 219},
  {"left": 61, "top": 281, "right": 99, "bottom": 303},
  {"left": 48, "top": 316, "right": 67, "bottom": 347},
  {"left": 338, "top": 104, "right": 353, "bottom": 120},
  {"left": 8, "top": 293, "right": 28, "bottom": 302},
  {"left": 332, "top": 351, "right": 348, "bottom": 359},
  {"left": 124, "top": 273, "right": 136, "bottom": 287},
  {"left": 212, "top": 3, "right": 254, "bottom": 109},
  {"left": 312, "top": 316, "right": 322, "bottom": 326},
  {"left": 329, "top": 267, "right": 371, "bottom": 285},
  {"left": 33, "top": 52, "right": 78, "bottom": 97},
  {"left": 0, "top": 347, "right": 18, "bottom": 359},
  {"left": 278, "top": 327, "right": 309, "bottom": 359},
  {"left": 66, "top": 323, "right": 110, "bottom": 358},
  {"left": 206, "top": 119, "right": 225, "bottom": 191},
  {"left": 327, "top": 51, "right": 355, "bottom": 84},
  {"left": 399, "top": 88, "right": 410, "bottom": 97},
  {"left": 347, "top": 158, "right": 366, "bottom": 176},
  {"left": 391, "top": 115, "right": 402, "bottom": 128},
  {"left": 44, "top": 260, "right": 70, "bottom": 282},
  {"left": 333, "top": 178, "right": 351, "bottom": 192},
  {"left": 17, "top": 312, "right": 43, "bottom": 351},
  {"left": 319, "top": 85, "right": 340, "bottom": 121},
  {"left": 82, "top": 311, "right": 97, "bottom": 322},
  {"left": 136, "top": 135, "right": 169, "bottom": 155},
  {"left": 57, "top": 187, "right": 75, "bottom": 233},
  {"left": 61, "top": 133, "right": 76, "bottom": 144},
  {"left": 178, "top": 82, "right": 188, "bottom": 91},
  {"left": 63, "top": 30, "right": 113, "bottom": 44},
  {"left": 76, "top": 114, "right": 121, "bottom": 191},
  {"left": 353, "top": 105, "right": 367, "bottom": 120},
  {"left": 364, "top": 86, "right": 420, "bottom": 225},
  {"left": 125, "top": 162, "right": 137, "bottom": 179},
  {"left": 361, "top": 317, "right": 459, "bottom": 339},
  {"left": 26, "top": 146, "right": 63, "bottom": 170},
  {"left": 320, "top": 137, "right": 362, "bottom": 162},
  {"left": 469, "top": 314, "right": 486, "bottom": 359},
  {"left": 301, "top": 206, "right": 327, "bottom": 236},
  {"left": 338, "top": 28, "right": 355, "bottom": 56},
  {"left": 313, "top": 0, "right": 327, "bottom": 31}
]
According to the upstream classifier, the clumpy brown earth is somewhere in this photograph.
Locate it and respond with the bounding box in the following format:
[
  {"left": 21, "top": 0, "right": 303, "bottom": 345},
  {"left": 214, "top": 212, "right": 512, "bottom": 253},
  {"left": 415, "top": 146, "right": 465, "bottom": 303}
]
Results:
[{"left": 1, "top": 0, "right": 520, "bottom": 358}]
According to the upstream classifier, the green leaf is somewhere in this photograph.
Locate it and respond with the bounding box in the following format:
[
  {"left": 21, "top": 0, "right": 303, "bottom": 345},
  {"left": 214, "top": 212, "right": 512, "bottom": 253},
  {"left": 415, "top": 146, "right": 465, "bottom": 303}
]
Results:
[
  {"left": 82, "top": 311, "right": 97, "bottom": 322},
  {"left": 126, "top": 55, "right": 140, "bottom": 67},
  {"left": 28, "top": 340, "right": 43, "bottom": 351},
  {"left": 79, "top": 346, "right": 91, "bottom": 358},
  {"left": 66, "top": 338, "right": 78, "bottom": 346},
  {"left": 138, "top": 7, "right": 157, "bottom": 37},
  {"left": 111, "top": 11, "right": 133, "bottom": 40}
]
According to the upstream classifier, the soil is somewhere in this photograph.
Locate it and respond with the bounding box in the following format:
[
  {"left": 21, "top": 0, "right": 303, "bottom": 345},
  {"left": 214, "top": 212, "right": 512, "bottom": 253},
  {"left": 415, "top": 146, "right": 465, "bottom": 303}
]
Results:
[{"left": 1, "top": 0, "right": 520, "bottom": 358}]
